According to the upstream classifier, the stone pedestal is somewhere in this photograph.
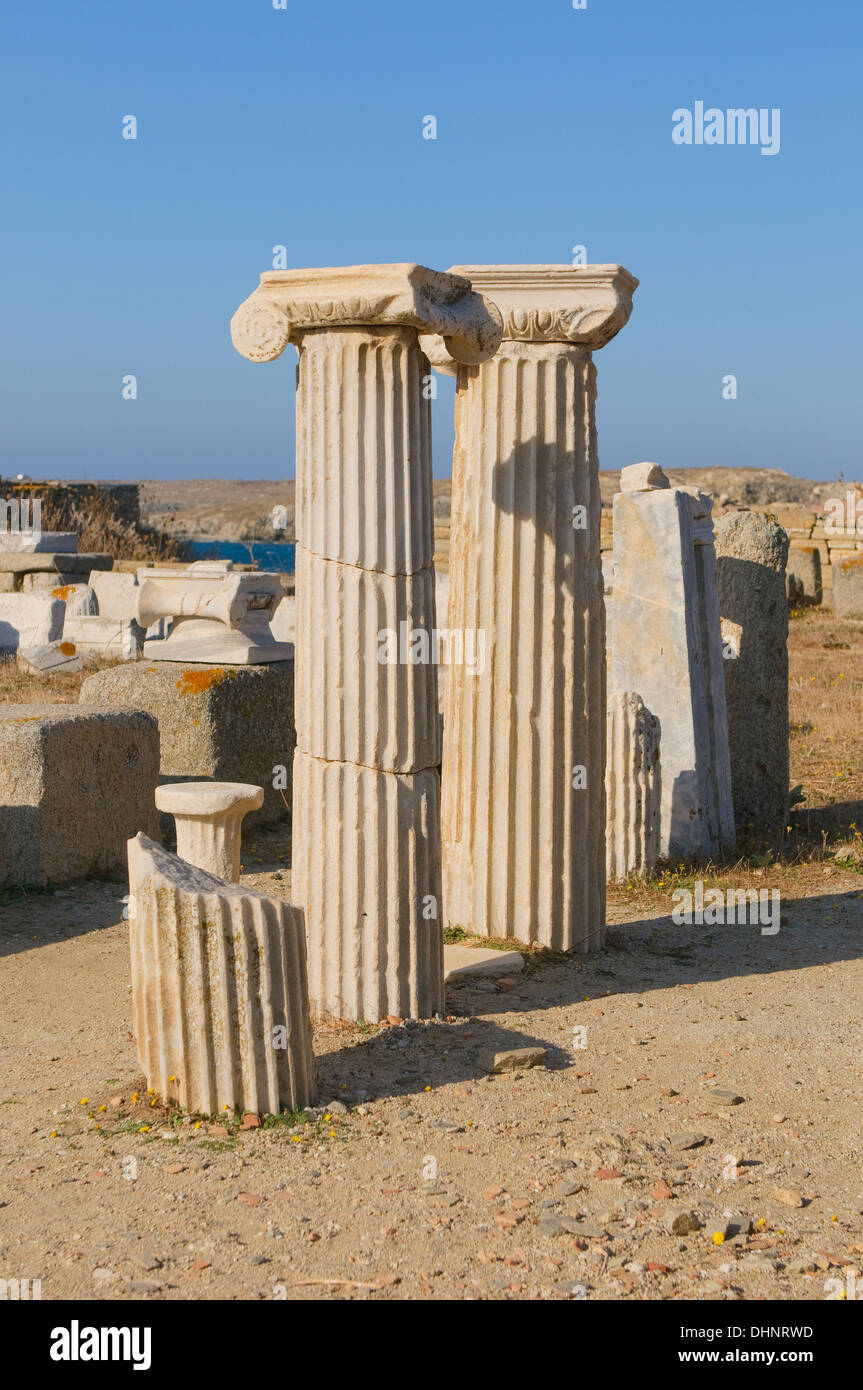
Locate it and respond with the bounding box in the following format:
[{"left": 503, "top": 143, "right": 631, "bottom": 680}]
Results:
[
  {"left": 155, "top": 781, "right": 264, "bottom": 881},
  {"left": 135, "top": 567, "right": 292, "bottom": 664},
  {"left": 424, "top": 265, "right": 637, "bottom": 951},
  {"left": 606, "top": 690, "right": 661, "bottom": 879},
  {"left": 610, "top": 467, "right": 735, "bottom": 861},
  {"left": 232, "top": 264, "right": 502, "bottom": 1019},
  {"left": 715, "top": 511, "right": 789, "bottom": 837},
  {"left": 128, "top": 834, "right": 316, "bottom": 1116}
]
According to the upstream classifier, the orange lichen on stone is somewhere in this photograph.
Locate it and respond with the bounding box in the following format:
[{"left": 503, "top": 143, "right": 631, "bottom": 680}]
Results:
[
  {"left": 51, "top": 586, "right": 74, "bottom": 601},
  {"left": 175, "top": 668, "right": 233, "bottom": 697},
  {"left": 837, "top": 554, "right": 863, "bottom": 571},
  {"left": 60, "top": 641, "right": 76, "bottom": 655}
]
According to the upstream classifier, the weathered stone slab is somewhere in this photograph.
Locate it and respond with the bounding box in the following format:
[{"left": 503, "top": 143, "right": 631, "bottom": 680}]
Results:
[
  {"left": 610, "top": 478, "right": 734, "bottom": 861},
  {"left": 17, "top": 640, "right": 82, "bottom": 674},
  {"left": 443, "top": 945, "right": 524, "bottom": 982},
  {"left": 619, "top": 460, "right": 669, "bottom": 493},
  {"left": 63, "top": 615, "right": 143, "bottom": 659},
  {"left": 46, "top": 582, "right": 98, "bottom": 616},
  {"left": 79, "top": 661, "right": 294, "bottom": 828},
  {"left": 128, "top": 834, "right": 316, "bottom": 1116},
  {"left": 832, "top": 554, "right": 863, "bottom": 619},
  {"left": 0, "top": 594, "right": 64, "bottom": 653},
  {"left": 21, "top": 571, "right": 85, "bottom": 592},
  {"left": 715, "top": 511, "right": 789, "bottom": 836},
  {"left": 0, "top": 552, "right": 112, "bottom": 574},
  {"left": 786, "top": 546, "right": 822, "bottom": 606},
  {"left": 0, "top": 705, "right": 159, "bottom": 887},
  {"left": 90, "top": 570, "right": 140, "bottom": 619},
  {"left": 0, "top": 531, "right": 77, "bottom": 554}
]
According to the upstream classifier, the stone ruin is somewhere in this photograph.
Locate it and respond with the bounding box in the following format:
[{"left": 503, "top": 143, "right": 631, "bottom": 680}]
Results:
[
  {"left": 605, "top": 690, "right": 661, "bottom": 880},
  {"left": 135, "top": 564, "right": 292, "bottom": 664},
  {"left": 609, "top": 463, "right": 735, "bottom": 862},
  {"left": 231, "top": 263, "right": 504, "bottom": 1022},
  {"left": 786, "top": 545, "right": 822, "bottom": 607},
  {"left": 128, "top": 832, "right": 316, "bottom": 1116},
  {"left": 0, "top": 259, "right": 804, "bottom": 1122},
  {"left": 423, "top": 264, "right": 638, "bottom": 952},
  {"left": 0, "top": 529, "right": 116, "bottom": 672},
  {"left": 715, "top": 510, "right": 790, "bottom": 837}
]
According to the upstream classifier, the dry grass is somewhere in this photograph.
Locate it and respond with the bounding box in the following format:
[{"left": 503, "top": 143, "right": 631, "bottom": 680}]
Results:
[
  {"left": 788, "top": 605, "right": 863, "bottom": 823},
  {"left": 37, "top": 488, "right": 186, "bottom": 563},
  {"left": 0, "top": 654, "right": 122, "bottom": 705}
]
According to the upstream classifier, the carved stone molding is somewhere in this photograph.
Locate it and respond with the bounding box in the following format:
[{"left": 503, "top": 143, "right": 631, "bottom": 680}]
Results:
[
  {"left": 231, "top": 263, "right": 503, "bottom": 365},
  {"left": 420, "top": 263, "right": 638, "bottom": 367}
]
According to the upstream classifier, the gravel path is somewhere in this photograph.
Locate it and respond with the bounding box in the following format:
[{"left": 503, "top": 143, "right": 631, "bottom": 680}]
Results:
[{"left": 2, "top": 862, "right": 861, "bottom": 1302}]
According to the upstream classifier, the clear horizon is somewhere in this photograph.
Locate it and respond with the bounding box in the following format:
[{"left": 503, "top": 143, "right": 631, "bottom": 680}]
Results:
[{"left": 2, "top": 0, "right": 860, "bottom": 484}]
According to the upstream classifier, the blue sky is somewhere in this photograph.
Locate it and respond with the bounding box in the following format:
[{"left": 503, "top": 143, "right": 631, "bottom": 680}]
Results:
[{"left": 1, "top": 0, "right": 860, "bottom": 481}]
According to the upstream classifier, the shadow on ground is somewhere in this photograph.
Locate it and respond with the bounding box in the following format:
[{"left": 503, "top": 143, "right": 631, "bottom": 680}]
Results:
[{"left": 314, "top": 885, "right": 863, "bottom": 1103}]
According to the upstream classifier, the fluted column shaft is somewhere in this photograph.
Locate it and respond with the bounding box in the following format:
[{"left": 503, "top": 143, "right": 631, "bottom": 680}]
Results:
[
  {"left": 128, "top": 834, "right": 316, "bottom": 1116},
  {"left": 441, "top": 342, "right": 604, "bottom": 949},
  {"left": 231, "top": 263, "right": 504, "bottom": 1017},
  {"left": 292, "top": 327, "right": 443, "bottom": 1020}
]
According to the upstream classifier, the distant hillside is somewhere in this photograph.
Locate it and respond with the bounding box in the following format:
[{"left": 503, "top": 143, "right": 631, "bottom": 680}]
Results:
[{"left": 141, "top": 469, "right": 851, "bottom": 545}]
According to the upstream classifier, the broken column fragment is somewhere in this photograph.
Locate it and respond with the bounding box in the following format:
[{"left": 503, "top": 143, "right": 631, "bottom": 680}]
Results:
[
  {"left": 127, "top": 833, "right": 316, "bottom": 1115},
  {"left": 606, "top": 690, "right": 661, "bottom": 880}
]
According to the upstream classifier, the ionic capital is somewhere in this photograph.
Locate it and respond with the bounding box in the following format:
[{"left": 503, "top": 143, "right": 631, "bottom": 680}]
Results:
[
  {"left": 231, "top": 262, "right": 503, "bottom": 365},
  {"left": 421, "top": 263, "right": 637, "bottom": 371}
]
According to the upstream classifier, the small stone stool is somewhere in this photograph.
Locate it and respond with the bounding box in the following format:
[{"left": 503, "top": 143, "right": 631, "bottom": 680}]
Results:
[{"left": 155, "top": 781, "right": 264, "bottom": 882}]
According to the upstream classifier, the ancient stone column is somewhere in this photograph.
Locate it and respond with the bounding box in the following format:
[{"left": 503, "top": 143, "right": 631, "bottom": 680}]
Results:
[
  {"left": 605, "top": 691, "right": 661, "bottom": 880},
  {"left": 155, "top": 781, "right": 264, "bottom": 882},
  {"left": 714, "top": 511, "right": 789, "bottom": 838},
  {"left": 231, "top": 265, "right": 502, "bottom": 1020},
  {"left": 127, "top": 833, "right": 316, "bottom": 1116},
  {"left": 610, "top": 464, "right": 735, "bottom": 861},
  {"left": 422, "top": 265, "right": 637, "bottom": 951}
]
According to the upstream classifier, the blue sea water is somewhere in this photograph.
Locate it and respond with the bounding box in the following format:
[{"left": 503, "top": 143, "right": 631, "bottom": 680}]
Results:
[{"left": 185, "top": 539, "right": 296, "bottom": 573}]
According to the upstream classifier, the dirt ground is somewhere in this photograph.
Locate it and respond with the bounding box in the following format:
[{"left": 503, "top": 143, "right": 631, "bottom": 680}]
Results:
[{"left": 1, "top": 603, "right": 862, "bottom": 1303}]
